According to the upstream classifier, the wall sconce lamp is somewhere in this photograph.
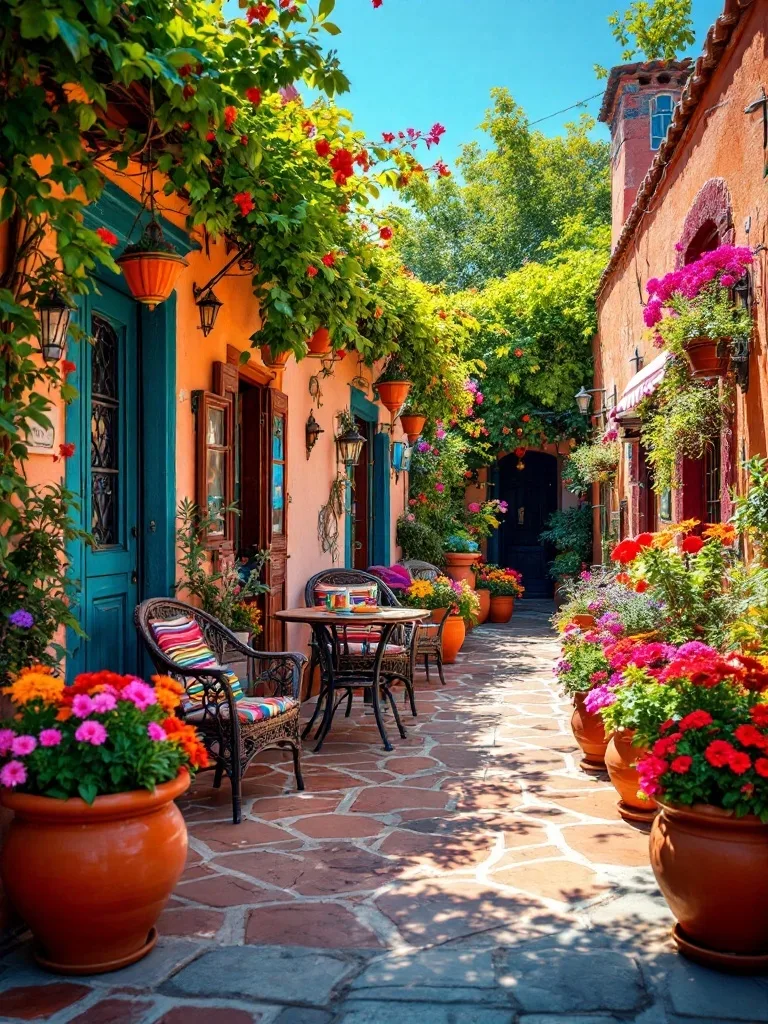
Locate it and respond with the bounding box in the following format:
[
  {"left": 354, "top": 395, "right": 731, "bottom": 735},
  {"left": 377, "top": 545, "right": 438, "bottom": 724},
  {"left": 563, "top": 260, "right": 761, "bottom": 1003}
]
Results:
[
  {"left": 336, "top": 423, "right": 366, "bottom": 470},
  {"left": 36, "top": 290, "right": 73, "bottom": 362},
  {"left": 574, "top": 386, "right": 592, "bottom": 416},
  {"left": 193, "top": 245, "right": 251, "bottom": 337},
  {"left": 390, "top": 440, "right": 413, "bottom": 482},
  {"left": 305, "top": 411, "right": 324, "bottom": 459},
  {"left": 731, "top": 274, "right": 751, "bottom": 392}
]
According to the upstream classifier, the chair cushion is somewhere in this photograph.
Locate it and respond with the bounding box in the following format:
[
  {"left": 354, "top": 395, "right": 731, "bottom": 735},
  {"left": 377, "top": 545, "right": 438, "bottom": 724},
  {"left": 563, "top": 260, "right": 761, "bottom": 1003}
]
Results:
[
  {"left": 151, "top": 616, "right": 245, "bottom": 703},
  {"left": 313, "top": 582, "right": 378, "bottom": 608},
  {"left": 184, "top": 695, "right": 299, "bottom": 724},
  {"left": 344, "top": 642, "right": 407, "bottom": 656}
]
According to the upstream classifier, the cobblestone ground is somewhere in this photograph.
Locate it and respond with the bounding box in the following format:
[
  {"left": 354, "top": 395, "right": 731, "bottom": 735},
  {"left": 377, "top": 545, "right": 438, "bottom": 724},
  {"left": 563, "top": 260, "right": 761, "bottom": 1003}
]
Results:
[{"left": 2, "top": 601, "right": 768, "bottom": 1022}]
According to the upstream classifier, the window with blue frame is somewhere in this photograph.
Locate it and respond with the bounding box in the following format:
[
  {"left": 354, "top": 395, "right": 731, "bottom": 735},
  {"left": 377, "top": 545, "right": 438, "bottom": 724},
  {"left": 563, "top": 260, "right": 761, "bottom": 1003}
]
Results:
[{"left": 650, "top": 94, "right": 674, "bottom": 150}]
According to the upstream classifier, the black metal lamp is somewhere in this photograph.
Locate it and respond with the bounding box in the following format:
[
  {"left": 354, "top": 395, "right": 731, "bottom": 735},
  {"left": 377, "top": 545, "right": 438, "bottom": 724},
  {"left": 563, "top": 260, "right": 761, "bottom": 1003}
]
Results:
[
  {"left": 731, "top": 274, "right": 752, "bottom": 392},
  {"left": 305, "top": 411, "right": 324, "bottom": 459},
  {"left": 194, "top": 287, "right": 224, "bottom": 336},
  {"left": 574, "top": 386, "right": 592, "bottom": 416},
  {"left": 37, "top": 291, "right": 72, "bottom": 362},
  {"left": 336, "top": 423, "right": 366, "bottom": 469}
]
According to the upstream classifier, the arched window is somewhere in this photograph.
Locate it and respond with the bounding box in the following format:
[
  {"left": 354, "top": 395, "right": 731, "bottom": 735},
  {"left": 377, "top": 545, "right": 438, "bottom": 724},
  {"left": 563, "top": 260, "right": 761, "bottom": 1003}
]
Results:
[{"left": 650, "top": 94, "right": 675, "bottom": 150}]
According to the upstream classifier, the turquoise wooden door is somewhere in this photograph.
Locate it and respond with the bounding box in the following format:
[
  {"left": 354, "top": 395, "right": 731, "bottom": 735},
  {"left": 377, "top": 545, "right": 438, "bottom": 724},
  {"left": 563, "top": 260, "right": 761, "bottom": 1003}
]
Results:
[{"left": 69, "top": 281, "right": 140, "bottom": 673}]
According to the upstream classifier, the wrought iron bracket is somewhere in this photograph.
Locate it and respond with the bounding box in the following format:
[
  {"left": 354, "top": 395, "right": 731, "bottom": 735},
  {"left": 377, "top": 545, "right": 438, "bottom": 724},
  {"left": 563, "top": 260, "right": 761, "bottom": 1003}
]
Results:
[{"left": 731, "top": 334, "right": 750, "bottom": 392}]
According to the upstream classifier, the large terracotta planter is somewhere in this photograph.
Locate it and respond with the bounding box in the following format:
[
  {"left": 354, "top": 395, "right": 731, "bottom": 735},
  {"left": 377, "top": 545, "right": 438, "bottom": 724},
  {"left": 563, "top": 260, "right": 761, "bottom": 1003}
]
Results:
[
  {"left": 0, "top": 771, "right": 189, "bottom": 975},
  {"left": 399, "top": 413, "right": 427, "bottom": 444},
  {"left": 441, "top": 614, "right": 466, "bottom": 664},
  {"left": 116, "top": 251, "right": 188, "bottom": 311},
  {"left": 375, "top": 380, "right": 412, "bottom": 416},
  {"left": 650, "top": 802, "right": 768, "bottom": 972},
  {"left": 489, "top": 595, "right": 514, "bottom": 623},
  {"left": 605, "top": 729, "right": 657, "bottom": 823},
  {"left": 307, "top": 326, "right": 332, "bottom": 358},
  {"left": 476, "top": 587, "right": 491, "bottom": 624},
  {"left": 684, "top": 336, "right": 730, "bottom": 380},
  {"left": 260, "top": 345, "right": 292, "bottom": 369},
  {"left": 443, "top": 552, "right": 476, "bottom": 588},
  {"left": 571, "top": 692, "right": 608, "bottom": 774}
]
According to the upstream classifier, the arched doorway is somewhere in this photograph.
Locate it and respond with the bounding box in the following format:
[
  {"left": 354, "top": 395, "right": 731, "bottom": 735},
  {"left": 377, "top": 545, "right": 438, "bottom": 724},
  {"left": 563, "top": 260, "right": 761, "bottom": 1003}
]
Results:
[{"left": 493, "top": 451, "right": 558, "bottom": 599}]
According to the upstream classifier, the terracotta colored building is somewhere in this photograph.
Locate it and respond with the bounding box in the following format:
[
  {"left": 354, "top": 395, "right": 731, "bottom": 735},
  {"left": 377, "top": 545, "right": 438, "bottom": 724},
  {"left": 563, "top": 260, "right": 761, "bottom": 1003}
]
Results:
[{"left": 593, "top": 0, "right": 766, "bottom": 559}]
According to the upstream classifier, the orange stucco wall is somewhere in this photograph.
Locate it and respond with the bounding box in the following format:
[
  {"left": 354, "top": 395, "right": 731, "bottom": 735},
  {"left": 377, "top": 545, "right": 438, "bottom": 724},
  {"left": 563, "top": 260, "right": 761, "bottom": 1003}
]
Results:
[{"left": 596, "top": 4, "right": 768, "bottom": 545}]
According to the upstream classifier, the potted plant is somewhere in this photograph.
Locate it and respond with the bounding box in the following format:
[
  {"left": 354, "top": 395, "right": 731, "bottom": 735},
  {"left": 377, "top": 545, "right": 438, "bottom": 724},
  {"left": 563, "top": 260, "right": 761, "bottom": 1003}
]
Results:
[
  {"left": 307, "top": 326, "right": 332, "bottom": 358},
  {"left": 442, "top": 532, "right": 480, "bottom": 588},
  {"left": 472, "top": 559, "right": 491, "bottom": 624},
  {"left": 402, "top": 576, "right": 479, "bottom": 664},
  {"left": 563, "top": 438, "right": 620, "bottom": 487},
  {"left": 732, "top": 455, "right": 768, "bottom": 566},
  {"left": 540, "top": 504, "right": 593, "bottom": 597},
  {"left": 399, "top": 406, "right": 428, "bottom": 444},
  {"left": 0, "top": 667, "right": 208, "bottom": 973},
  {"left": 644, "top": 244, "right": 753, "bottom": 379},
  {"left": 557, "top": 628, "right": 613, "bottom": 772},
  {"left": 481, "top": 566, "right": 524, "bottom": 623},
  {"left": 260, "top": 343, "right": 293, "bottom": 369},
  {"left": 116, "top": 221, "right": 188, "bottom": 311},
  {"left": 374, "top": 355, "right": 412, "bottom": 415}
]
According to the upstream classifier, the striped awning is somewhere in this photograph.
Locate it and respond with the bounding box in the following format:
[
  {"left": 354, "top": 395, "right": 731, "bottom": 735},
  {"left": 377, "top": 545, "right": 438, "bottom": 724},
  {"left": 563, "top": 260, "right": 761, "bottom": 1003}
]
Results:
[{"left": 610, "top": 351, "right": 671, "bottom": 419}]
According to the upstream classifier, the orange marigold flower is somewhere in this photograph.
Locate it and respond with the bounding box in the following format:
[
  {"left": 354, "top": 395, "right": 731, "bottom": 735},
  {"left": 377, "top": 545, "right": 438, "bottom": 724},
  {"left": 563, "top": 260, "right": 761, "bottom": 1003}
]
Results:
[
  {"left": 703, "top": 522, "right": 737, "bottom": 545},
  {"left": 5, "top": 667, "right": 65, "bottom": 706}
]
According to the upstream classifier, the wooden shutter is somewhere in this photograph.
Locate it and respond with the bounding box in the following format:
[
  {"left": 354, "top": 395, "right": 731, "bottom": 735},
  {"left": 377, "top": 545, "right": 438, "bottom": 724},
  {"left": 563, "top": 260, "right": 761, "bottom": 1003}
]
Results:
[{"left": 194, "top": 390, "right": 234, "bottom": 550}]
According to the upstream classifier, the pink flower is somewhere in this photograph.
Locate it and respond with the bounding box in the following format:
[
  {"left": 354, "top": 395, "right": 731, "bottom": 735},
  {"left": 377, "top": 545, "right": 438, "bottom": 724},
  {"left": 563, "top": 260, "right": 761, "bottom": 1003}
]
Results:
[
  {"left": 11, "top": 735, "right": 37, "bottom": 756},
  {"left": 643, "top": 299, "right": 663, "bottom": 328},
  {"left": 121, "top": 679, "right": 157, "bottom": 710},
  {"left": 72, "top": 694, "right": 94, "bottom": 718},
  {"left": 92, "top": 692, "right": 117, "bottom": 713},
  {"left": 39, "top": 728, "right": 62, "bottom": 748},
  {"left": 468, "top": 502, "right": 481, "bottom": 513},
  {"left": 436, "top": 428, "right": 446, "bottom": 440},
  {"left": 147, "top": 722, "right": 167, "bottom": 742},
  {"left": 0, "top": 729, "right": 16, "bottom": 756},
  {"left": 75, "top": 720, "right": 108, "bottom": 746},
  {"left": 0, "top": 761, "right": 27, "bottom": 788},
  {"left": 434, "top": 483, "right": 445, "bottom": 493}
]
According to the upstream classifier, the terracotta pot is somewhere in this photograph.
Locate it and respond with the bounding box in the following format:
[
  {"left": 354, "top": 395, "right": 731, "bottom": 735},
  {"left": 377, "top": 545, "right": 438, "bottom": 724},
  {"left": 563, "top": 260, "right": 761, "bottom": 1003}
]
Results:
[
  {"left": 488, "top": 595, "right": 515, "bottom": 623},
  {"left": 307, "top": 326, "right": 332, "bottom": 358},
  {"left": 476, "top": 587, "right": 491, "bottom": 624},
  {"left": 260, "top": 345, "right": 292, "bottom": 369},
  {"left": 569, "top": 614, "right": 596, "bottom": 630},
  {"left": 684, "top": 336, "right": 730, "bottom": 380},
  {"left": 571, "top": 692, "right": 608, "bottom": 773},
  {"left": 443, "top": 552, "right": 477, "bottom": 588},
  {"left": 399, "top": 413, "right": 427, "bottom": 444},
  {"left": 116, "top": 251, "right": 188, "bottom": 311},
  {"left": 650, "top": 802, "right": 768, "bottom": 971},
  {"left": 0, "top": 771, "right": 189, "bottom": 974},
  {"left": 441, "top": 614, "right": 466, "bottom": 664},
  {"left": 605, "top": 729, "right": 657, "bottom": 823},
  {"left": 375, "top": 380, "right": 412, "bottom": 415}
]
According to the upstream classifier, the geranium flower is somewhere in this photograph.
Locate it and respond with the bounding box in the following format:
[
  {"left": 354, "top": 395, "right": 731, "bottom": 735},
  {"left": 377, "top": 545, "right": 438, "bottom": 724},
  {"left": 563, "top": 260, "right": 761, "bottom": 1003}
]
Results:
[
  {"left": 670, "top": 755, "right": 692, "bottom": 774},
  {"left": 678, "top": 710, "right": 713, "bottom": 731},
  {"left": 245, "top": 87, "right": 262, "bottom": 106},
  {"left": 611, "top": 539, "right": 641, "bottom": 565},
  {"left": 729, "top": 751, "right": 752, "bottom": 774},
  {"left": 704, "top": 739, "right": 735, "bottom": 768},
  {"left": 96, "top": 228, "right": 118, "bottom": 246},
  {"left": 0, "top": 761, "right": 27, "bottom": 788},
  {"left": 681, "top": 535, "right": 704, "bottom": 555},
  {"left": 755, "top": 758, "right": 768, "bottom": 778},
  {"left": 734, "top": 724, "right": 768, "bottom": 749},
  {"left": 75, "top": 720, "right": 108, "bottom": 746},
  {"left": 751, "top": 704, "right": 768, "bottom": 727}
]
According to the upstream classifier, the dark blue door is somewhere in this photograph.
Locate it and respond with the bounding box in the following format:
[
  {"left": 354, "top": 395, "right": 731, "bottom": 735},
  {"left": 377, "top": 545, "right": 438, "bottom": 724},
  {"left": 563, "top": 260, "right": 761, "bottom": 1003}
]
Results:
[
  {"left": 497, "top": 451, "right": 558, "bottom": 599},
  {"left": 69, "top": 281, "right": 140, "bottom": 673}
]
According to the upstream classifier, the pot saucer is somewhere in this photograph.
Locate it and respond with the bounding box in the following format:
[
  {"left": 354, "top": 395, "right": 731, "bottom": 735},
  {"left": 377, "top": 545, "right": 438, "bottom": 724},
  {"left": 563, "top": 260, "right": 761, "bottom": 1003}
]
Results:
[
  {"left": 617, "top": 800, "right": 658, "bottom": 825},
  {"left": 673, "top": 924, "right": 768, "bottom": 975},
  {"left": 34, "top": 926, "right": 158, "bottom": 976},
  {"left": 579, "top": 758, "right": 607, "bottom": 775}
]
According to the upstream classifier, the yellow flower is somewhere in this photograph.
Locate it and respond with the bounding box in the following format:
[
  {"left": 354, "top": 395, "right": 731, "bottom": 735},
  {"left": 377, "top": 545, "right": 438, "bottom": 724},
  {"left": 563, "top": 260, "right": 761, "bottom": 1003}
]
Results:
[
  {"left": 409, "top": 579, "right": 434, "bottom": 599},
  {"left": 5, "top": 667, "right": 65, "bottom": 706}
]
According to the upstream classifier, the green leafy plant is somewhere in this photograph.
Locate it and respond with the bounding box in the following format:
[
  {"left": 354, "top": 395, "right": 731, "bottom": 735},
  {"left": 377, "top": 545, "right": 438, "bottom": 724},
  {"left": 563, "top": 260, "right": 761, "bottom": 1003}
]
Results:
[
  {"left": 733, "top": 456, "right": 768, "bottom": 562},
  {"left": 396, "top": 515, "right": 444, "bottom": 566},
  {"left": 443, "top": 531, "right": 480, "bottom": 554},
  {"left": 565, "top": 439, "right": 620, "bottom": 487},
  {"left": 595, "top": 0, "right": 695, "bottom": 76},
  {"left": 120, "top": 221, "right": 180, "bottom": 257},
  {"left": 557, "top": 635, "right": 611, "bottom": 697},
  {"left": 375, "top": 354, "right": 411, "bottom": 384},
  {"left": 540, "top": 504, "right": 593, "bottom": 581}
]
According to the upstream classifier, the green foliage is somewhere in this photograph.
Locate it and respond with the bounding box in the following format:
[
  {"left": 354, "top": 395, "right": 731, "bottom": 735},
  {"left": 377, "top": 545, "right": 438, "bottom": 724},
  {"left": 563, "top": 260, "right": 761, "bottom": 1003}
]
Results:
[
  {"left": 656, "top": 289, "right": 752, "bottom": 358},
  {"left": 595, "top": 0, "right": 695, "bottom": 76},
  {"left": 557, "top": 636, "right": 610, "bottom": 696},
  {"left": 540, "top": 504, "right": 593, "bottom": 582},
  {"left": 565, "top": 439, "right": 620, "bottom": 490},
  {"left": 600, "top": 673, "right": 679, "bottom": 740},
  {"left": 396, "top": 516, "right": 445, "bottom": 567},
  {"left": 733, "top": 457, "right": 768, "bottom": 559}
]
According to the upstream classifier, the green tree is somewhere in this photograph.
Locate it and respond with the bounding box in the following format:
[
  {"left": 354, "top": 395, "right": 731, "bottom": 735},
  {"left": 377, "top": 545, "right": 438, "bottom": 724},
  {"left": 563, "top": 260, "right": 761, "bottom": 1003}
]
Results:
[{"left": 595, "top": 0, "right": 695, "bottom": 76}]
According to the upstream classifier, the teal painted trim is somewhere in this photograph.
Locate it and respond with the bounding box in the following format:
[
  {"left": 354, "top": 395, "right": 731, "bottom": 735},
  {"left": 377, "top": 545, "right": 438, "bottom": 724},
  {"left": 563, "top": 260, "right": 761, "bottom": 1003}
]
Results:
[
  {"left": 344, "top": 474, "right": 353, "bottom": 569},
  {"left": 346, "top": 388, "right": 379, "bottom": 567},
  {"left": 81, "top": 180, "right": 197, "bottom": 256},
  {"left": 350, "top": 386, "right": 379, "bottom": 423},
  {"left": 373, "top": 431, "right": 391, "bottom": 566},
  {"left": 65, "top": 296, "right": 89, "bottom": 670}
]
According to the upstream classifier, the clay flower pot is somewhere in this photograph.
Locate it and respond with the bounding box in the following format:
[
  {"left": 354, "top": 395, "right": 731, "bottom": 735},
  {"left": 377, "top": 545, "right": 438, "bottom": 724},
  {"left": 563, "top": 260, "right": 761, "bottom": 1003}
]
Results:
[
  {"left": 399, "top": 413, "right": 427, "bottom": 444},
  {"left": 375, "top": 380, "right": 412, "bottom": 415},
  {"left": 489, "top": 595, "right": 515, "bottom": 623},
  {"left": 476, "top": 587, "right": 491, "bottom": 624},
  {"left": 443, "top": 552, "right": 476, "bottom": 588},
  {"left": 441, "top": 613, "right": 466, "bottom": 664},
  {"left": 604, "top": 729, "right": 657, "bottom": 823},
  {"left": 571, "top": 692, "right": 608, "bottom": 774},
  {"left": 0, "top": 771, "right": 189, "bottom": 975},
  {"left": 684, "top": 337, "right": 730, "bottom": 380},
  {"left": 650, "top": 802, "right": 768, "bottom": 972},
  {"left": 116, "top": 251, "right": 188, "bottom": 311},
  {"left": 307, "top": 326, "right": 332, "bottom": 358},
  {"left": 260, "top": 345, "right": 292, "bottom": 369}
]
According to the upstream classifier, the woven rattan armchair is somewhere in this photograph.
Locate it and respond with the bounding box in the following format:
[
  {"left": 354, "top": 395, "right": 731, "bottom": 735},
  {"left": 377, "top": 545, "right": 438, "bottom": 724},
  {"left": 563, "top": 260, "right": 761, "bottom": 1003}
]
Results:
[
  {"left": 400, "top": 559, "right": 442, "bottom": 582},
  {"left": 135, "top": 598, "right": 307, "bottom": 824}
]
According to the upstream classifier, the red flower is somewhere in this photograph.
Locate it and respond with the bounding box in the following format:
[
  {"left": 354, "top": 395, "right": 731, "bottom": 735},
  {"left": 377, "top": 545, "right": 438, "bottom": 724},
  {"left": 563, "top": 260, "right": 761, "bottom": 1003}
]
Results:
[
  {"left": 61, "top": 360, "right": 76, "bottom": 377},
  {"left": 705, "top": 739, "right": 735, "bottom": 768},
  {"left": 180, "top": 121, "right": 192, "bottom": 132},
  {"left": 382, "top": 132, "right": 395, "bottom": 143},
  {"left": 522, "top": 414, "right": 530, "bottom": 422},
  {"left": 653, "top": 733, "right": 681, "bottom": 758},
  {"left": 306, "top": 265, "right": 318, "bottom": 278},
  {"left": 380, "top": 226, "right": 393, "bottom": 241},
  {"left": 734, "top": 724, "right": 768, "bottom": 749},
  {"left": 245, "top": 87, "right": 262, "bottom": 106},
  {"left": 636, "top": 532, "right": 654, "bottom": 548},
  {"left": 435, "top": 159, "right": 451, "bottom": 177},
  {"left": 611, "top": 539, "right": 641, "bottom": 565},
  {"left": 246, "top": 4, "right": 271, "bottom": 23},
  {"left": 315, "top": 139, "right": 331, "bottom": 158},
  {"left": 330, "top": 148, "right": 355, "bottom": 184},
  {"left": 224, "top": 105, "right": 237, "bottom": 130},
  {"left": 206, "top": 130, "right": 216, "bottom": 142},
  {"left": 179, "top": 64, "right": 193, "bottom": 78},
  {"left": 514, "top": 348, "right": 523, "bottom": 358},
  {"left": 634, "top": 580, "right": 649, "bottom": 593},
  {"left": 372, "top": 0, "right": 383, "bottom": 7},
  {"left": 233, "top": 191, "right": 255, "bottom": 217},
  {"left": 96, "top": 227, "right": 118, "bottom": 246},
  {"left": 729, "top": 751, "right": 752, "bottom": 775},
  {"left": 660, "top": 719, "right": 676, "bottom": 733},
  {"left": 670, "top": 755, "right": 692, "bottom": 774},
  {"left": 755, "top": 758, "right": 768, "bottom": 778},
  {"left": 321, "top": 252, "right": 336, "bottom": 268},
  {"left": 182, "top": 84, "right": 195, "bottom": 100},
  {"left": 615, "top": 572, "right": 631, "bottom": 585},
  {"left": 678, "top": 710, "right": 713, "bottom": 731},
  {"left": 751, "top": 704, "right": 768, "bottom": 726},
  {"left": 724, "top": 653, "right": 768, "bottom": 692},
  {"left": 240, "top": 135, "right": 248, "bottom": 146},
  {"left": 682, "top": 535, "right": 705, "bottom": 555},
  {"left": 52, "top": 442, "right": 75, "bottom": 463}
]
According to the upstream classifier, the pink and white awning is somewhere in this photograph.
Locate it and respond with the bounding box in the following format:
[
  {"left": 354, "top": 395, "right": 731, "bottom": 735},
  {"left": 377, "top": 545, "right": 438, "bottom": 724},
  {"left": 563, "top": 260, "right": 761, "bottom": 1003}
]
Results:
[{"left": 610, "top": 351, "right": 671, "bottom": 419}]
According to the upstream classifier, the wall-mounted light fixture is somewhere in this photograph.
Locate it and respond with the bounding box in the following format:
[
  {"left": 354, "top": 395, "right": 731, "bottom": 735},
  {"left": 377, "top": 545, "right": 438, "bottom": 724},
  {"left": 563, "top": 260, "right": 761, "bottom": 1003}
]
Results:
[
  {"left": 574, "top": 386, "right": 592, "bottom": 416},
  {"left": 731, "top": 273, "right": 752, "bottom": 392},
  {"left": 336, "top": 422, "right": 366, "bottom": 469},
  {"left": 305, "top": 411, "right": 324, "bottom": 459},
  {"left": 193, "top": 245, "right": 251, "bottom": 337},
  {"left": 36, "top": 291, "right": 72, "bottom": 362},
  {"left": 391, "top": 440, "right": 413, "bottom": 483}
]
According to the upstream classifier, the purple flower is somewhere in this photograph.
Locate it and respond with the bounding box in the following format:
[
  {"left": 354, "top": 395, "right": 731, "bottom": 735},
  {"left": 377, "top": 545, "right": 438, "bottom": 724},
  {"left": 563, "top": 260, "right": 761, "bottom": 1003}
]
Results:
[
  {"left": 9, "top": 609, "right": 33, "bottom": 629},
  {"left": 147, "top": 722, "right": 167, "bottom": 742},
  {"left": 417, "top": 441, "right": 430, "bottom": 453},
  {"left": 72, "top": 694, "right": 94, "bottom": 718},
  {"left": 585, "top": 685, "right": 618, "bottom": 713},
  {"left": 11, "top": 735, "right": 36, "bottom": 757},
  {"left": 643, "top": 299, "right": 663, "bottom": 328},
  {"left": 676, "top": 641, "right": 718, "bottom": 658},
  {"left": 497, "top": 501, "right": 508, "bottom": 513},
  {"left": 75, "top": 720, "right": 108, "bottom": 746},
  {"left": 39, "top": 728, "right": 62, "bottom": 748}
]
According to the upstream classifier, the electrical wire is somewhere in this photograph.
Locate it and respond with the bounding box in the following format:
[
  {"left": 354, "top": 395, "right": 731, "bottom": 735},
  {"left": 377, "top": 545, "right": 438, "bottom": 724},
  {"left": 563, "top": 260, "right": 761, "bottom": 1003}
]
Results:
[{"left": 528, "top": 90, "right": 605, "bottom": 126}]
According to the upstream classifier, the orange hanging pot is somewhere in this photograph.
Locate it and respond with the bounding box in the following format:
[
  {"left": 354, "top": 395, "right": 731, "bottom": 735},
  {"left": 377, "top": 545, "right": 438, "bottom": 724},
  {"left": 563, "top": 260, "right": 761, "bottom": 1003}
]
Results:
[
  {"left": 116, "top": 250, "right": 188, "bottom": 311},
  {"left": 375, "top": 380, "right": 412, "bottom": 416},
  {"left": 440, "top": 613, "right": 466, "bottom": 664},
  {"left": 307, "top": 326, "right": 332, "bottom": 358},
  {"left": 0, "top": 770, "right": 189, "bottom": 975},
  {"left": 399, "top": 413, "right": 427, "bottom": 444},
  {"left": 684, "top": 337, "right": 730, "bottom": 380},
  {"left": 260, "top": 345, "right": 292, "bottom": 369}
]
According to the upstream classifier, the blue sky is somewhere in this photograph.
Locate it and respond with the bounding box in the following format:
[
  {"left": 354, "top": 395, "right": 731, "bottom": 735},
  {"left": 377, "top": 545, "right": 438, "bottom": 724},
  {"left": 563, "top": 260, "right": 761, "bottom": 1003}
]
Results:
[{"left": 326, "top": 0, "right": 724, "bottom": 164}]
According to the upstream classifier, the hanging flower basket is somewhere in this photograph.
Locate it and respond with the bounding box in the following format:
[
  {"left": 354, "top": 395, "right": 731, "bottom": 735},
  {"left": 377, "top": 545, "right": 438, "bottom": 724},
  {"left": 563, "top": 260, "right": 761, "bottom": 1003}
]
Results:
[
  {"left": 376, "top": 380, "right": 412, "bottom": 415},
  {"left": 684, "top": 337, "right": 730, "bottom": 380},
  {"left": 260, "top": 345, "right": 292, "bottom": 369},
  {"left": 307, "top": 327, "right": 332, "bottom": 358},
  {"left": 399, "top": 413, "right": 427, "bottom": 444},
  {"left": 116, "top": 223, "right": 187, "bottom": 311}
]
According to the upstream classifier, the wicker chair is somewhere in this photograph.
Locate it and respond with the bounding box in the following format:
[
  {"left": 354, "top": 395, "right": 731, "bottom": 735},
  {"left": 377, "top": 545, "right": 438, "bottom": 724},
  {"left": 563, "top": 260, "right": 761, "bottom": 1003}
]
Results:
[
  {"left": 303, "top": 569, "right": 417, "bottom": 749},
  {"left": 135, "top": 598, "right": 307, "bottom": 824},
  {"left": 400, "top": 559, "right": 442, "bottom": 582},
  {"left": 399, "top": 560, "right": 450, "bottom": 685}
]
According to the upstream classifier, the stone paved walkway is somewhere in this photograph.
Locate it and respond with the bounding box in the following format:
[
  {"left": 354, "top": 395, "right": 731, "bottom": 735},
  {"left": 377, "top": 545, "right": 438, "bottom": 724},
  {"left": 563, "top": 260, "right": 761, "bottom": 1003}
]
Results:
[{"left": 2, "top": 602, "right": 768, "bottom": 1022}]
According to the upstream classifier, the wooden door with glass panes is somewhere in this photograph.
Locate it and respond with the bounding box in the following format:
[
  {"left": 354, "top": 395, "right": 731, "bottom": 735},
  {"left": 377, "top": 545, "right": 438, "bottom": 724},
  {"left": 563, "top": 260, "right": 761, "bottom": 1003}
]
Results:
[{"left": 261, "top": 389, "right": 288, "bottom": 650}]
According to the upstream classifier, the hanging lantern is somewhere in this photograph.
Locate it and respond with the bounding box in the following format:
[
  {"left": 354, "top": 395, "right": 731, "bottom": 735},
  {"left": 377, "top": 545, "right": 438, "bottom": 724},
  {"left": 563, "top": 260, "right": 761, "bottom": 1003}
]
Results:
[
  {"left": 36, "top": 291, "right": 72, "bottom": 362},
  {"left": 336, "top": 423, "right": 366, "bottom": 468},
  {"left": 575, "top": 386, "right": 592, "bottom": 416},
  {"left": 516, "top": 460, "right": 525, "bottom": 471},
  {"left": 194, "top": 287, "right": 224, "bottom": 336}
]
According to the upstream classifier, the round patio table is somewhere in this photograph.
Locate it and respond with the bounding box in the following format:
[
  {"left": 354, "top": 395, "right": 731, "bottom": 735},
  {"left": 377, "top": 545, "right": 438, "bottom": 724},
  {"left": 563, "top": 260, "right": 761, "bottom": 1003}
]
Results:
[{"left": 275, "top": 606, "right": 429, "bottom": 753}]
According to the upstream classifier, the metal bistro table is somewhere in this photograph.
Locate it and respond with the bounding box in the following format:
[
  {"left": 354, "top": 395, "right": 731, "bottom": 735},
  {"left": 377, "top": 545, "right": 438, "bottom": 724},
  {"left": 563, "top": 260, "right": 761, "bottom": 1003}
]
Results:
[{"left": 275, "top": 606, "right": 429, "bottom": 753}]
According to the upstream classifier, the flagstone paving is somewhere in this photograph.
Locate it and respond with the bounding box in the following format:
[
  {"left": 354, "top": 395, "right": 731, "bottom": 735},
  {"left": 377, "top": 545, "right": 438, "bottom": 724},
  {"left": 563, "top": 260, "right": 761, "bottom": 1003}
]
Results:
[{"left": 2, "top": 601, "right": 768, "bottom": 1022}]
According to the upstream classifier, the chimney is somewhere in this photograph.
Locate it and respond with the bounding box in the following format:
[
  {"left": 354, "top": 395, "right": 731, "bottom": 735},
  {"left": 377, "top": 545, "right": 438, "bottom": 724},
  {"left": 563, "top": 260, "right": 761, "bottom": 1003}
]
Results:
[{"left": 599, "top": 60, "right": 692, "bottom": 248}]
